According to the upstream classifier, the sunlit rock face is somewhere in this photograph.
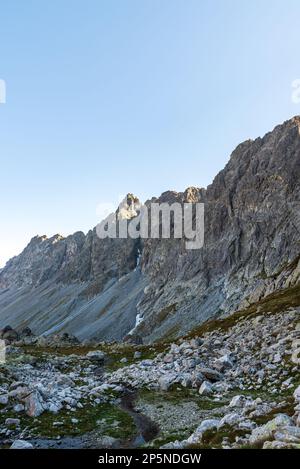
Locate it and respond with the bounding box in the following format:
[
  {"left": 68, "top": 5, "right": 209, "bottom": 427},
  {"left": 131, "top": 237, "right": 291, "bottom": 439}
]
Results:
[{"left": 0, "top": 117, "right": 300, "bottom": 342}]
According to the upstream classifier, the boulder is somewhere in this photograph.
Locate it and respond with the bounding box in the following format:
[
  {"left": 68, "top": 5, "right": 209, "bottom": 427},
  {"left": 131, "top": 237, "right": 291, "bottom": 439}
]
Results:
[
  {"left": 198, "top": 367, "right": 223, "bottom": 382},
  {"left": 20, "top": 327, "right": 33, "bottom": 337},
  {"left": 215, "top": 354, "right": 233, "bottom": 369},
  {"left": 85, "top": 350, "right": 106, "bottom": 363},
  {"left": 158, "top": 375, "right": 176, "bottom": 391},
  {"left": 229, "top": 395, "right": 247, "bottom": 408},
  {"left": 199, "top": 381, "right": 213, "bottom": 396},
  {"left": 187, "top": 419, "right": 220, "bottom": 444},
  {"left": 263, "top": 440, "right": 300, "bottom": 449},
  {"left": 1, "top": 326, "right": 19, "bottom": 343},
  {"left": 5, "top": 418, "right": 20, "bottom": 427},
  {"left": 293, "top": 385, "right": 300, "bottom": 402},
  {"left": 24, "top": 390, "right": 45, "bottom": 417},
  {"left": 219, "top": 412, "right": 241, "bottom": 428},
  {"left": 273, "top": 426, "right": 300, "bottom": 444},
  {"left": 249, "top": 414, "right": 292, "bottom": 445}
]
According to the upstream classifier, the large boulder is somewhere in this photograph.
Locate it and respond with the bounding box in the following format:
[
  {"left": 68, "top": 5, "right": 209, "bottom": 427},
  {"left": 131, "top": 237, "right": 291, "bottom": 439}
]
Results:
[
  {"left": 199, "top": 381, "right": 213, "bottom": 396},
  {"left": 198, "top": 367, "right": 223, "bottom": 382},
  {"left": 293, "top": 385, "right": 300, "bottom": 402},
  {"left": 85, "top": 350, "right": 106, "bottom": 363},
  {"left": 186, "top": 419, "right": 220, "bottom": 445},
  {"left": 158, "top": 374, "right": 176, "bottom": 391},
  {"left": 1, "top": 327, "right": 19, "bottom": 343}
]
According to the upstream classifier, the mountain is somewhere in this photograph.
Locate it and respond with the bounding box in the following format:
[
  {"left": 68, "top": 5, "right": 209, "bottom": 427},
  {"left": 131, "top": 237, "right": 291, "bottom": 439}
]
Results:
[{"left": 0, "top": 117, "right": 300, "bottom": 343}]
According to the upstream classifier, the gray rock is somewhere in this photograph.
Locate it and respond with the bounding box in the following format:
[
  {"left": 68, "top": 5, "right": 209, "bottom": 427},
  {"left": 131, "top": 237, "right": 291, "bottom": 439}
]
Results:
[
  {"left": 273, "top": 426, "right": 300, "bottom": 443},
  {"left": 0, "top": 394, "right": 8, "bottom": 405},
  {"left": 10, "top": 440, "right": 33, "bottom": 449},
  {"left": 187, "top": 419, "right": 220, "bottom": 444},
  {"left": 1, "top": 117, "right": 300, "bottom": 344},
  {"left": 229, "top": 395, "right": 247, "bottom": 408},
  {"left": 24, "top": 391, "right": 44, "bottom": 417},
  {"left": 158, "top": 375, "right": 176, "bottom": 391},
  {"left": 263, "top": 440, "right": 300, "bottom": 449},
  {"left": 13, "top": 404, "right": 24, "bottom": 412},
  {"left": 215, "top": 354, "right": 233, "bottom": 369},
  {"left": 198, "top": 367, "right": 223, "bottom": 382},
  {"left": 219, "top": 413, "right": 241, "bottom": 428},
  {"left": 86, "top": 351, "right": 106, "bottom": 362},
  {"left": 5, "top": 418, "right": 20, "bottom": 427},
  {"left": 294, "top": 385, "right": 300, "bottom": 402},
  {"left": 249, "top": 414, "right": 292, "bottom": 445}
]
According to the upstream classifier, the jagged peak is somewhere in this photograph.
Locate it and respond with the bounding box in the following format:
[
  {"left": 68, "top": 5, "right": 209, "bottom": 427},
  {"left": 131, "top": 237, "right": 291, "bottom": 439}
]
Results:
[{"left": 117, "top": 194, "right": 141, "bottom": 220}]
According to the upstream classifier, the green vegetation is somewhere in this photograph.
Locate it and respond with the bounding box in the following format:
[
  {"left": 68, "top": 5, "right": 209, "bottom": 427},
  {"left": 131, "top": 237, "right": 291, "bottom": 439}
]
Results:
[{"left": 188, "top": 425, "right": 249, "bottom": 449}]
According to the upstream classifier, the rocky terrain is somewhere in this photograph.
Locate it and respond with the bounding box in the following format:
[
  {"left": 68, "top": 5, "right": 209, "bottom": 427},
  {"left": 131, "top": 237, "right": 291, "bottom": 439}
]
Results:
[
  {"left": 0, "top": 116, "right": 300, "bottom": 343},
  {"left": 0, "top": 116, "right": 300, "bottom": 449},
  {"left": 0, "top": 283, "right": 300, "bottom": 449}
]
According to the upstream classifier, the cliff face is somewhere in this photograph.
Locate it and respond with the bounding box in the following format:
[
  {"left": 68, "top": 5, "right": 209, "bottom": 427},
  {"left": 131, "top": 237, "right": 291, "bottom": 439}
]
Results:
[{"left": 0, "top": 117, "right": 300, "bottom": 342}]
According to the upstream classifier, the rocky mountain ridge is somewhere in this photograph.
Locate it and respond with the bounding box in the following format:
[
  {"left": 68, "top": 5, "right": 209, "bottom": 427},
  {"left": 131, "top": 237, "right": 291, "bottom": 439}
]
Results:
[
  {"left": 0, "top": 289, "right": 300, "bottom": 449},
  {"left": 0, "top": 117, "right": 300, "bottom": 342}
]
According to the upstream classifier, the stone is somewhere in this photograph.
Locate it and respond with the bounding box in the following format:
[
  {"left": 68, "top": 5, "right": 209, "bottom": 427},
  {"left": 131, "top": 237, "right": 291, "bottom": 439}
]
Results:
[
  {"left": 263, "top": 440, "right": 300, "bottom": 449},
  {"left": 5, "top": 418, "right": 20, "bottom": 427},
  {"left": 85, "top": 351, "right": 106, "bottom": 362},
  {"left": 163, "top": 354, "right": 174, "bottom": 364},
  {"left": 198, "top": 367, "right": 223, "bottom": 382},
  {"left": 293, "top": 385, "right": 300, "bottom": 402},
  {"left": 10, "top": 440, "right": 33, "bottom": 449},
  {"left": 97, "top": 436, "right": 118, "bottom": 447},
  {"left": 0, "top": 118, "right": 300, "bottom": 345},
  {"left": 0, "top": 394, "right": 8, "bottom": 405},
  {"left": 219, "top": 413, "right": 241, "bottom": 428},
  {"left": 215, "top": 354, "right": 233, "bottom": 369},
  {"left": 158, "top": 375, "right": 176, "bottom": 391},
  {"left": 134, "top": 351, "right": 142, "bottom": 359},
  {"left": 13, "top": 404, "right": 24, "bottom": 412},
  {"left": 229, "top": 395, "right": 247, "bottom": 408},
  {"left": 273, "top": 426, "right": 300, "bottom": 443},
  {"left": 187, "top": 419, "right": 220, "bottom": 444},
  {"left": 24, "top": 390, "right": 44, "bottom": 417},
  {"left": 199, "top": 381, "right": 213, "bottom": 396},
  {"left": 249, "top": 414, "right": 292, "bottom": 445},
  {"left": 181, "top": 376, "right": 192, "bottom": 388},
  {"left": 49, "top": 403, "right": 62, "bottom": 413}
]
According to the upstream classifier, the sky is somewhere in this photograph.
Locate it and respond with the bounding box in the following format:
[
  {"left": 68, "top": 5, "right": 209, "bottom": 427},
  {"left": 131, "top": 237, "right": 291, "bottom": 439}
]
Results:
[{"left": 1, "top": 0, "right": 300, "bottom": 267}]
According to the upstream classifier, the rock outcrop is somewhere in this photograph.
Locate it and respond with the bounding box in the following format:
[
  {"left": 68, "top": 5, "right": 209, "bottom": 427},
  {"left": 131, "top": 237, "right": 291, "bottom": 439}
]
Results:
[{"left": 0, "top": 118, "right": 300, "bottom": 342}]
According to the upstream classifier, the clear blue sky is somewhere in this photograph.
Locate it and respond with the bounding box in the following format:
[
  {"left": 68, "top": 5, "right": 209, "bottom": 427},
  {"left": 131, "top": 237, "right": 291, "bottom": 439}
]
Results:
[{"left": 1, "top": 0, "right": 300, "bottom": 267}]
